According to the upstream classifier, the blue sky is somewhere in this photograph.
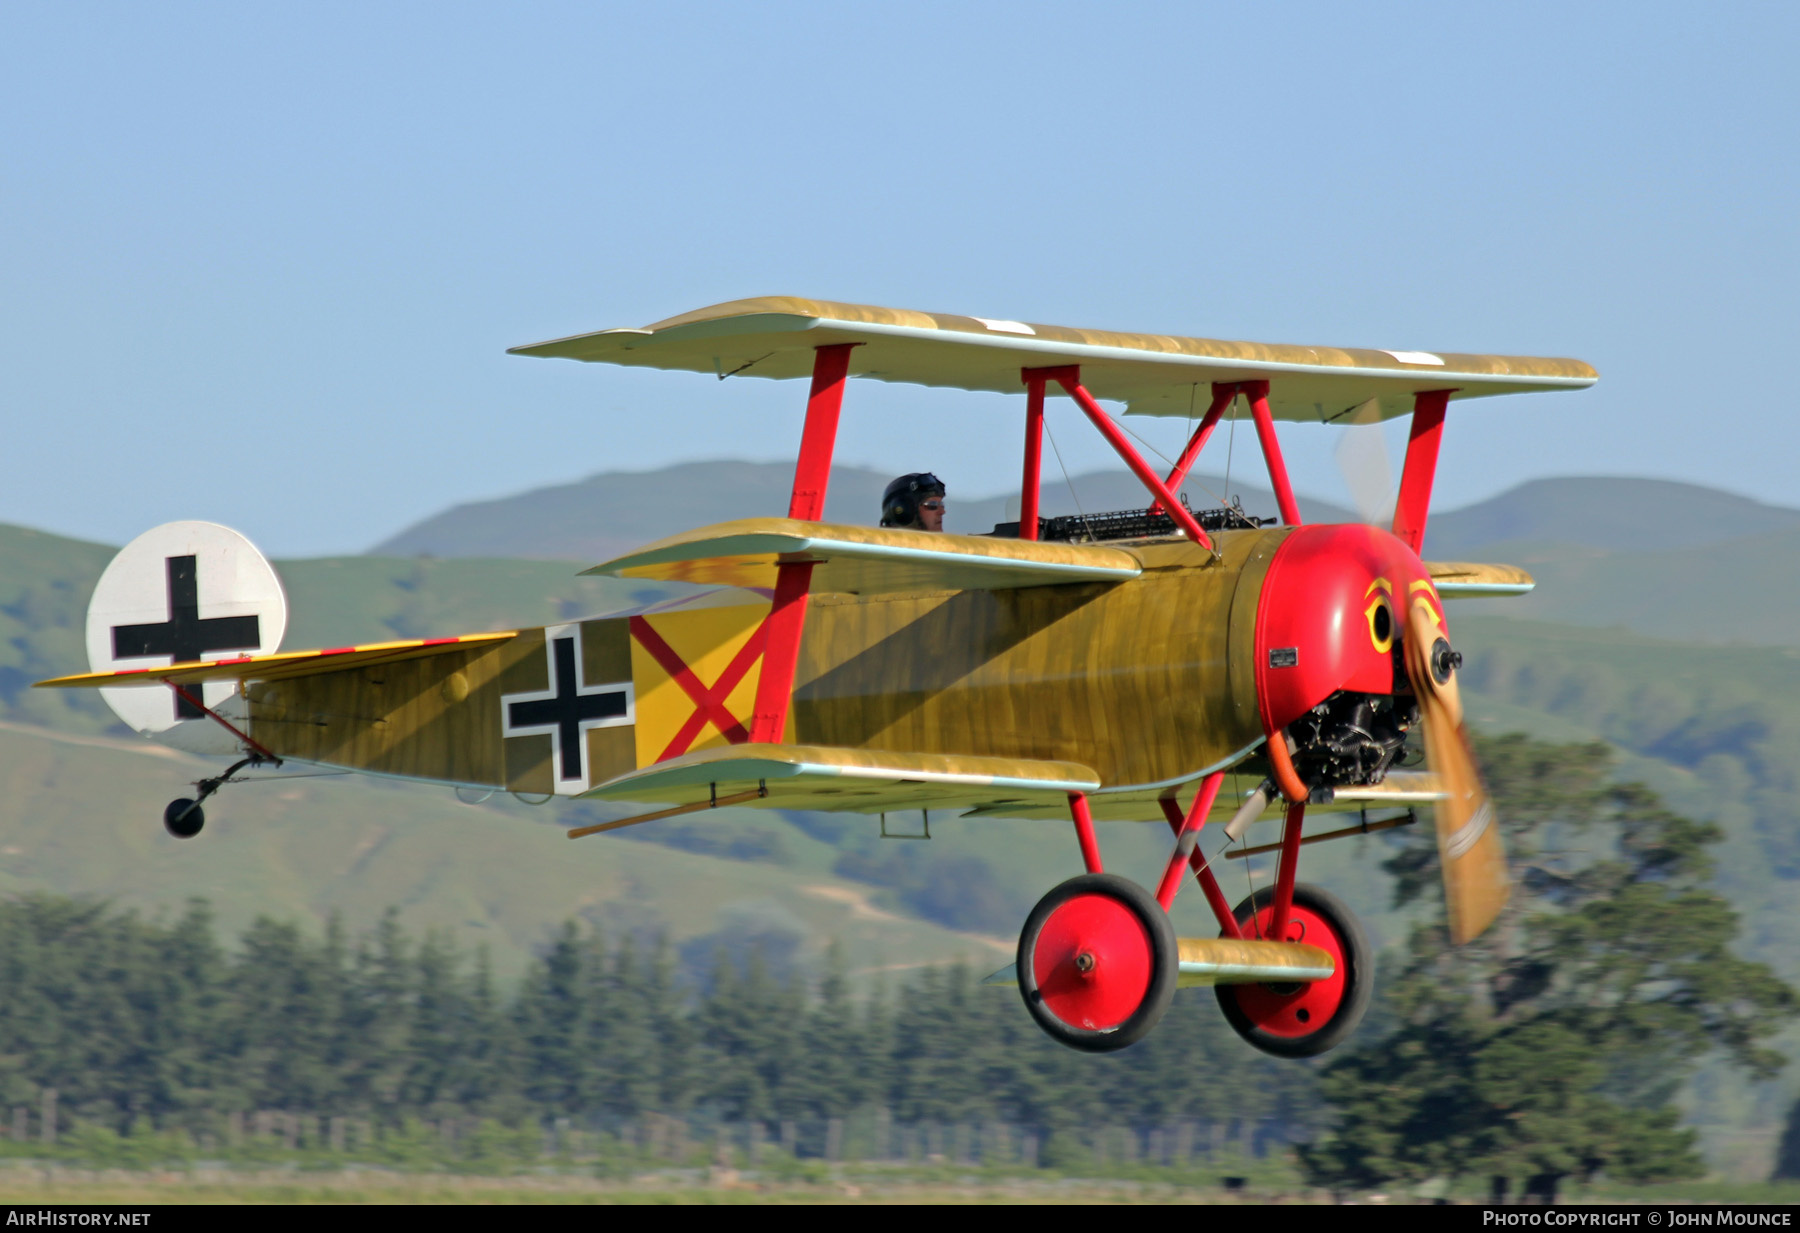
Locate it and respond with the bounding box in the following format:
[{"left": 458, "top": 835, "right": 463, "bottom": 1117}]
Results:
[{"left": 3, "top": 2, "right": 1795, "bottom": 556}]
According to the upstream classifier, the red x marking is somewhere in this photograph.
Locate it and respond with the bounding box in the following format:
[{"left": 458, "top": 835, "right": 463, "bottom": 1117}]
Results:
[{"left": 628, "top": 616, "right": 770, "bottom": 762}]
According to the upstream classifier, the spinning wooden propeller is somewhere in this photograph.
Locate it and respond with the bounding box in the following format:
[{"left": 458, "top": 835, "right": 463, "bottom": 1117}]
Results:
[
  {"left": 1331, "top": 417, "right": 1510, "bottom": 944},
  {"left": 1403, "top": 598, "right": 1510, "bottom": 943}
]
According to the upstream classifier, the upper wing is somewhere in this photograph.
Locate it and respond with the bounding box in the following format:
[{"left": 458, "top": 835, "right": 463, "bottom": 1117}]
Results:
[
  {"left": 34, "top": 631, "right": 517, "bottom": 689},
  {"left": 510, "top": 296, "right": 1598, "bottom": 423},
  {"left": 1425, "top": 561, "right": 1535, "bottom": 598},
  {"left": 583, "top": 518, "right": 1144, "bottom": 593},
  {"left": 580, "top": 741, "right": 1099, "bottom": 816}
]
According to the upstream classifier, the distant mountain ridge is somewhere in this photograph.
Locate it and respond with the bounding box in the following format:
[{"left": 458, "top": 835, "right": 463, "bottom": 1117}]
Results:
[
  {"left": 368, "top": 462, "right": 1800, "bottom": 564},
  {"left": 365, "top": 461, "right": 1356, "bottom": 561},
  {"left": 1423, "top": 477, "right": 1800, "bottom": 557}
]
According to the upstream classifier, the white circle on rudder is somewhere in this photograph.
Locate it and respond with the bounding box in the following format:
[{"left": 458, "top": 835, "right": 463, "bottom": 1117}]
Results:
[{"left": 84, "top": 521, "right": 287, "bottom": 739}]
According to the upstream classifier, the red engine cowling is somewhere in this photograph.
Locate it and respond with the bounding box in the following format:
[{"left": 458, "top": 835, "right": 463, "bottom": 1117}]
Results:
[{"left": 1252, "top": 523, "right": 1435, "bottom": 735}]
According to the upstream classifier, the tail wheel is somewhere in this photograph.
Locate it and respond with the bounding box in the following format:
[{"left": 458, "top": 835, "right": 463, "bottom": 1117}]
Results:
[
  {"left": 163, "top": 799, "right": 205, "bottom": 839},
  {"left": 1216, "top": 883, "right": 1371, "bottom": 1058},
  {"left": 1017, "top": 873, "right": 1178, "bottom": 1053}
]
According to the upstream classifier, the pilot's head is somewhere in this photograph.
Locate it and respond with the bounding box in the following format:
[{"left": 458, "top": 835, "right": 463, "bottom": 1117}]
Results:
[{"left": 881, "top": 472, "right": 946, "bottom": 532}]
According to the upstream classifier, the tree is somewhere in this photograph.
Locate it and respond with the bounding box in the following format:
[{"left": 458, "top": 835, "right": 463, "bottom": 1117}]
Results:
[
  {"left": 403, "top": 929, "right": 465, "bottom": 1115},
  {"left": 1302, "top": 735, "right": 1795, "bottom": 1202},
  {"left": 221, "top": 913, "right": 347, "bottom": 1114},
  {"left": 793, "top": 940, "right": 866, "bottom": 1118},
  {"left": 341, "top": 908, "right": 415, "bottom": 1113},
  {"left": 511, "top": 921, "right": 591, "bottom": 1115},
  {"left": 694, "top": 945, "right": 804, "bottom": 1123}
]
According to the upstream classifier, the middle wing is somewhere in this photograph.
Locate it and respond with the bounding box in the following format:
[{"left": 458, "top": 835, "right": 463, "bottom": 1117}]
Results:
[{"left": 582, "top": 518, "right": 1143, "bottom": 593}]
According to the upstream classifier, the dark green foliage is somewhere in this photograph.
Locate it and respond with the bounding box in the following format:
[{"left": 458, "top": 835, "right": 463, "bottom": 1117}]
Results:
[
  {"left": 0, "top": 891, "right": 1315, "bottom": 1147},
  {"left": 0, "top": 896, "right": 226, "bottom": 1124},
  {"left": 1303, "top": 734, "right": 1793, "bottom": 1197}
]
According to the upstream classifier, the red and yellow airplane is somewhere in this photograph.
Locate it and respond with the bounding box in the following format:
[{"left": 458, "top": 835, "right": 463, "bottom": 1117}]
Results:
[{"left": 39, "top": 297, "right": 1593, "bottom": 1057}]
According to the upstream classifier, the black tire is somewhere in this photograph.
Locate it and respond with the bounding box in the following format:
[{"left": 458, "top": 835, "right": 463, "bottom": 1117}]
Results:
[
  {"left": 1215, "top": 883, "right": 1372, "bottom": 1058},
  {"left": 163, "top": 799, "right": 205, "bottom": 839},
  {"left": 1017, "top": 872, "right": 1178, "bottom": 1053}
]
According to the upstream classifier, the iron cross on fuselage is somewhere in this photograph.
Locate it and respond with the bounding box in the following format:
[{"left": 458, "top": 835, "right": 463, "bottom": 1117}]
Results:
[
  {"left": 112, "top": 555, "right": 262, "bottom": 719},
  {"left": 506, "top": 635, "right": 629, "bottom": 784}
]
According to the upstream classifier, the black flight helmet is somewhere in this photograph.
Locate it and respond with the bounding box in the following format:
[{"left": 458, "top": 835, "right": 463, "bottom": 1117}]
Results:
[{"left": 881, "top": 472, "right": 946, "bottom": 529}]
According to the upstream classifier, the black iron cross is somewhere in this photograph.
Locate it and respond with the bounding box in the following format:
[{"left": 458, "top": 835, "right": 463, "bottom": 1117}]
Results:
[
  {"left": 112, "top": 555, "right": 262, "bottom": 719},
  {"left": 506, "top": 636, "right": 629, "bottom": 782}
]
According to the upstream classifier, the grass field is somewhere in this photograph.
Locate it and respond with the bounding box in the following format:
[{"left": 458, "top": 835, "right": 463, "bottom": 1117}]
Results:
[
  {"left": 1, "top": 1165, "right": 1797, "bottom": 1205},
  {"left": 0, "top": 1171, "right": 1257, "bottom": 1205}
]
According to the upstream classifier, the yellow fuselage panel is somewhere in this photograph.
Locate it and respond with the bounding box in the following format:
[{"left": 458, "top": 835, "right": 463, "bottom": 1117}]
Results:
[
  {"left": 628, "top": 603, "right": 768, "bottom": 763},
  {"left": 246, "top": 638, "right": 517, "bottom": 787},
  {"left": 792, "top": 529, "right": 1273, "bottom": 786}
]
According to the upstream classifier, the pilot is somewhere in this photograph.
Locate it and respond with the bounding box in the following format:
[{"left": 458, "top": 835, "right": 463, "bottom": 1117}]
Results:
[{"left": 880, "top": 473, "right": 946, "bottom": 531}]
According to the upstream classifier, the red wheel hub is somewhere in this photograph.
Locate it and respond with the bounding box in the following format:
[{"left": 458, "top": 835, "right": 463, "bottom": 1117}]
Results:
[
  {"left": 1031, "top": 892, "right": 1155, "bottom": 1030},
  {"left": 1233, "top": 902, "right": 1349, "bottom": 1037}
]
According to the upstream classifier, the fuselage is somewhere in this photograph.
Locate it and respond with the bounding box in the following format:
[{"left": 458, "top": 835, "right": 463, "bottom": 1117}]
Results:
[
  {"left": 789, "top": 528, "right": 1280, "bottom": 786},
  {"left": 239, "top": 520, "right": 1438, "bottom": 820}
]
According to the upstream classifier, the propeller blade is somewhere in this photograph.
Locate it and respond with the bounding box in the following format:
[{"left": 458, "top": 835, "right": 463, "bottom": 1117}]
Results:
[
  {"left": 1404, "top": 599, "right": 1510, "bottom": 944},
  {"left": 1333, "top": 399, "right": 1394, "bottom": 525}
]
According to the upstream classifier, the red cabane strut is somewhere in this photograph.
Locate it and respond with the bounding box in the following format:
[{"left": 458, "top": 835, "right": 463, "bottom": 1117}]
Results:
[
  {"left": 748, "top": 343, "right": 859, "bottom": 745},
  {"left": 1392, "top": 388, "right": 1450, "bottom": 555},
  {"left": 1020, "top": 367, "right": 1213, "bottom": 549}
]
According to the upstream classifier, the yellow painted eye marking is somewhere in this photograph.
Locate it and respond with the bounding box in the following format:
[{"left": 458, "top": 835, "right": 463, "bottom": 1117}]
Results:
[
  {"left": 1365, "top": 598, "right": 1395, "bottom": 654},
  {"left": 1406, "top": 579, "right": 1445, "bottom": 629},
  {"left": 1365, "top": 577, "right": 1393, "bottom": 597},
  {"left": 1411, "top": 593, "right": 1445, "bottom": 634}
]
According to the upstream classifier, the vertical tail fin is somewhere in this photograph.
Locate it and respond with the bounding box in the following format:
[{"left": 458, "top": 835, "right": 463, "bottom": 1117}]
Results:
[{"left": 84, "top": 521, "right": 287, "bottom": 753}]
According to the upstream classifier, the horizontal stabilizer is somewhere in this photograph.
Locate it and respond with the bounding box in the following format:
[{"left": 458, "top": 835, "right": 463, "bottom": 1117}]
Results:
[
  {"left": 581, "top": 742, "right": 1099, "bottom": 816},
  {"left": 35, "top": 632, "right": 516, "bottom": 690},
  {"left": 984, "top": 937, "right": 1335, "bottom": 990},
  {"left": 512, "top": 296, "right": 1597, "bottom": 423},
  {"left": 584, "top": 518, "right": 1143, "bottom": 594},
  {"left": 1426, "top": 561, "right": 1535, "bottom": 598}
]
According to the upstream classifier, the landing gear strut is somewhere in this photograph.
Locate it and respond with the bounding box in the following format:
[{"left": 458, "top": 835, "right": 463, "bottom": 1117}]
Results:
[
  {"left": 157, "top": 681, "right": 283, "bottom": 839},
  {"left": 162, "top": 754, "right": 274, "bottom": 839}
]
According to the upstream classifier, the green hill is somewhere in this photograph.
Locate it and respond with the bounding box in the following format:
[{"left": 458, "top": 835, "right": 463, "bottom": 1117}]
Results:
[
  {"left": 1424, "top": 476, "right": 1800, "bottom": 557},
  {"left": 1436, "top": 528, "right": 1800, "bottom": 647}
]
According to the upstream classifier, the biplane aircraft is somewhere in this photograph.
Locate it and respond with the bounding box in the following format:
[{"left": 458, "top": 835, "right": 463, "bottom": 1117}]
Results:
[{"left": 38, "top": 296, "right": 1594, "bottom": 1057}]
